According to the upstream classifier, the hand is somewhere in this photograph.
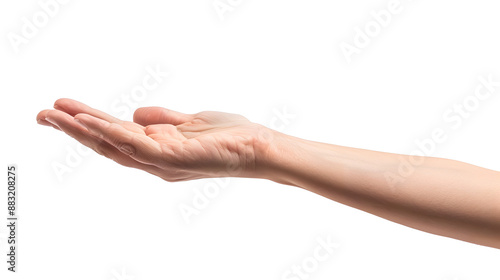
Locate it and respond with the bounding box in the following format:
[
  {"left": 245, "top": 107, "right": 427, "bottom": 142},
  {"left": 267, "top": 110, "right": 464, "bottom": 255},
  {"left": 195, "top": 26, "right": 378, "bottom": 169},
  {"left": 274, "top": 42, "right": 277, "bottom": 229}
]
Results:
[{"left": 36, "top": 98, "right": 273, "bottom": 181}]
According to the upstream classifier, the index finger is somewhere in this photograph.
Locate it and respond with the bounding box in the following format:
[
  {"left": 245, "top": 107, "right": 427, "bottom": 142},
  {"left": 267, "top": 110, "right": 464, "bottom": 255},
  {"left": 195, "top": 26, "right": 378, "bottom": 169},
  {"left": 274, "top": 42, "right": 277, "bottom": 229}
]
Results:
[{"left": 54, "top": 98, "right": 122, "bottom": 123}]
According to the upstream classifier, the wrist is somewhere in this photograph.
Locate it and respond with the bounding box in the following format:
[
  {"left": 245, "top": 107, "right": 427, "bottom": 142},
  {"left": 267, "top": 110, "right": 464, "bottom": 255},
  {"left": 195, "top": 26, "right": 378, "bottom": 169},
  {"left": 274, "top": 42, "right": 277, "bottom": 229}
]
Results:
[{"left": 252, "top": 125, "right": 298, "bottom": 185}]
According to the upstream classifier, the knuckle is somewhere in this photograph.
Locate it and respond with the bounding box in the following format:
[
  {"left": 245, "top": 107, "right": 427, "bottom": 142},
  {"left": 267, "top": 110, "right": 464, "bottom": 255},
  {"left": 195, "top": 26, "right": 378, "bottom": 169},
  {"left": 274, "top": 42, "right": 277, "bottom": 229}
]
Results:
[
  {"left": 117, "top": 142, "right": 136, "bottom": 156},
  {"left": 107, "top": 123, "right": 136, "bottom": 155}
]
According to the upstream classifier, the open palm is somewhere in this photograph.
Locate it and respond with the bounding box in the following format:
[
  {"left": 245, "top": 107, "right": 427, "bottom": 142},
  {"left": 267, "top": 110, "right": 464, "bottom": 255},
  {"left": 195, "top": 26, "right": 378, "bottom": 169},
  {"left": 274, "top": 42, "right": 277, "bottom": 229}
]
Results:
[{"left": 37, "top": 99, "right": 271, "bottom": 181}]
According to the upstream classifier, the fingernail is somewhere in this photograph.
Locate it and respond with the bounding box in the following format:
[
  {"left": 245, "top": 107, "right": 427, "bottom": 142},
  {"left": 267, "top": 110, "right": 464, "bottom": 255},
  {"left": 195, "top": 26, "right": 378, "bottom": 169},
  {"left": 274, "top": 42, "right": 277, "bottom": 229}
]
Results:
[
  {"left": 45, "top": 117, "right": 58, "bottom": 127},
  {"left": 74, "top": 118, "right": 88, "bottom": 130},
  {"left": 76, "top": 118, "right": 102, "bottom": 137}
]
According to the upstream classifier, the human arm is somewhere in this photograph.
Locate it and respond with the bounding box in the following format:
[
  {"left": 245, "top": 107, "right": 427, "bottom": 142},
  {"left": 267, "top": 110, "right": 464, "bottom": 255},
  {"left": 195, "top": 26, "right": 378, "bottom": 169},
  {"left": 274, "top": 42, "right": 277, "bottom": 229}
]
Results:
[
  {"left": 37, "top": 98, "right": 500, "bottom": 249},
  {"left": 261, "top": 132, "right": 500, "bottom": 249}
]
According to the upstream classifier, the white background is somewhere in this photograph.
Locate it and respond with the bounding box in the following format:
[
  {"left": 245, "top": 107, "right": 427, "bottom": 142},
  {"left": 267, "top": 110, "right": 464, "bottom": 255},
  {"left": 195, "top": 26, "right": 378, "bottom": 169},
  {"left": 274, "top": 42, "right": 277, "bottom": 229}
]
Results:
[{"left": 1, "top": 0, "right": 500, "bottom": 279}]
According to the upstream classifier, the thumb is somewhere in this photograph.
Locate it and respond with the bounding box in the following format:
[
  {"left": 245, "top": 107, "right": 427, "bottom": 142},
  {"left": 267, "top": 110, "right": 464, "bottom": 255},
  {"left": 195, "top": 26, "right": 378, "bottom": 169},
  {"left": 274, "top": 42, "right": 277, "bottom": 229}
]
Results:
[{"left": 133, "top": 107, "right": 192, "bottom": 126}]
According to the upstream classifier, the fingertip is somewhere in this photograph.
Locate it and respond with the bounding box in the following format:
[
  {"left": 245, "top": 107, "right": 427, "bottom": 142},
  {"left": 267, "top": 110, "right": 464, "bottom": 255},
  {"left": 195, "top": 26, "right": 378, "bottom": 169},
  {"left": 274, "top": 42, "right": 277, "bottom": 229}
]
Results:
[
  {"left": 53, "top": 97, "right": 77, "bottom": 111},
  {"left": 53, "top": 98, "right": 66, "bottom": 109},
  {"left": 133, "top": 107, "right": 150, "bottom": 123},
  {"left": 36, "top": 110, "right": 47, "bottom": 123},
  {"left": 37, "top": 118, "right": 56, "bottom": 128},
  {"left": 43, "top": 115, "right": 63, "bottom": 131},
  {"left": 38, "top": 119, "right": 61, "bottom": 131},
  {"left": 73, "top": 113, "right": 92, "bottom": 126},
  {"left": 73, "top": 117, "right": 89, "bottom": 131},
  {"left": 74, "top": 112, "right": 96, "bottom": 122}
]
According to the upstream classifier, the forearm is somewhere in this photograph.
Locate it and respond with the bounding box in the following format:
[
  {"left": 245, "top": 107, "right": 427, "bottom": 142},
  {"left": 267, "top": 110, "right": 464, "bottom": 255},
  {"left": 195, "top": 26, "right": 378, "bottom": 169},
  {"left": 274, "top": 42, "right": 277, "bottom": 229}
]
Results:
[{"left": 260, "top": 131, "right": 500, "bottom": 249}]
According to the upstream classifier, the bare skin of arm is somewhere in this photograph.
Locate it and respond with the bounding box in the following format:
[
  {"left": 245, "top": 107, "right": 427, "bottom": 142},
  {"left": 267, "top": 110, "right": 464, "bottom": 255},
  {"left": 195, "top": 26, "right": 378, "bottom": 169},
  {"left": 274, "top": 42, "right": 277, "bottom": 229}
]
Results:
[{"left": 37, "top": 98, "right": 500, "bottom": 249}]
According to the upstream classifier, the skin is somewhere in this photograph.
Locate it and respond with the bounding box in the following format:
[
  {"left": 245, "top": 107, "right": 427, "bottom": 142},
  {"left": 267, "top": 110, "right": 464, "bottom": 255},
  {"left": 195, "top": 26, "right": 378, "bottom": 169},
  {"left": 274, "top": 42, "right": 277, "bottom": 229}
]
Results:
[{"left": 37, "top": 98, "right": 500, "bottom": 249}]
